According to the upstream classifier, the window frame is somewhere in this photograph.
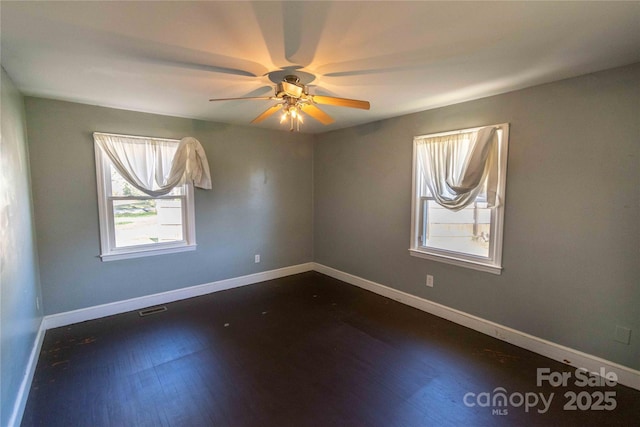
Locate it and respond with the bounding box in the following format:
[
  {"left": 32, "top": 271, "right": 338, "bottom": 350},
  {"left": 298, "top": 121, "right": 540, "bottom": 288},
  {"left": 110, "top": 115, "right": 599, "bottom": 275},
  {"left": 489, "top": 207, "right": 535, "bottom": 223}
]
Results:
[
  {"left": 94, "top": 135, "right": 196, "bottom": 262},
  {"left": 409, "top": 123, "right": 509, "bottom": 274}
]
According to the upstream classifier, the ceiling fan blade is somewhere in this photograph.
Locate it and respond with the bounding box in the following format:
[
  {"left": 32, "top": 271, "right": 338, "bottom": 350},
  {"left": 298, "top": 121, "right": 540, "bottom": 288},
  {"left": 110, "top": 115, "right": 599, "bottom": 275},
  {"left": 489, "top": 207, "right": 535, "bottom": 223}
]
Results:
[
  {"left": 251, "top": 104, "right": 283, "bottom": 124},
  {"left": 311, "top": 95, "right": 370, "bottom": 110},
  {"left": 209, "top": 96, "right": 275, "bottom": 102},
  {"left": 301, "top": 104, "right": 334, "bottom": 125}
]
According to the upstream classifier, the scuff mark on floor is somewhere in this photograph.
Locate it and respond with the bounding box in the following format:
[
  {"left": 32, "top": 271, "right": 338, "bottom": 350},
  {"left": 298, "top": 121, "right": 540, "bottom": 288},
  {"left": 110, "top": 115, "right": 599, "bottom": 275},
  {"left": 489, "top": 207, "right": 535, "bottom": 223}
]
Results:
[{"left": 476, "top": 348, "right": 520, "bottom": 364}]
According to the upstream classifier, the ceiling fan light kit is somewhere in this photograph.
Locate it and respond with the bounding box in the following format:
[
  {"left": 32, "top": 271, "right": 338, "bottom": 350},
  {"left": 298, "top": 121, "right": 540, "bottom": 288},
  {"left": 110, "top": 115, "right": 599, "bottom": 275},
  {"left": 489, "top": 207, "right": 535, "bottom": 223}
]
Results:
[
  {"left": 280, "top": 96, "right": 304, "bottom": 132},
  {"left": 210, "top": 74, "right": 370, "bottom": 132}
]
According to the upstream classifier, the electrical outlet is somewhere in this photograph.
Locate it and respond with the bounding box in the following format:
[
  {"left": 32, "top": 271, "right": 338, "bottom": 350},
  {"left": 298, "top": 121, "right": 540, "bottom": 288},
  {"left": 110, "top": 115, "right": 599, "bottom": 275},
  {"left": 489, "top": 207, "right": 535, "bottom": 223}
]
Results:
[
  {"left": 426, "top": 274, "right": 434, "bottom": 287},
  {"left": 254, "top": 254, "right": 261, "bottom": 263}
]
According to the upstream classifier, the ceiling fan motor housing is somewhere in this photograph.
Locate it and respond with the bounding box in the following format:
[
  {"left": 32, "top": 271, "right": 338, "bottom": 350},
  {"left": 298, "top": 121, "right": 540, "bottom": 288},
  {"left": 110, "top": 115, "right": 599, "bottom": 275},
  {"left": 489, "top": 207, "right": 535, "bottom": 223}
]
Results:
[{"left": 276, "top": 75, "right": 307, "bottom": 99}]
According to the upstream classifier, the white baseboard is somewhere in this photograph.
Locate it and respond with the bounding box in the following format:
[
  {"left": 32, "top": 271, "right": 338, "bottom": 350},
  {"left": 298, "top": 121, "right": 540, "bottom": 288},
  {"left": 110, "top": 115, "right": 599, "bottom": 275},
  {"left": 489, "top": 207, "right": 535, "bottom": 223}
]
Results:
[
  {"left": 8, "top": 319, "right": 46, "bottom": 427},
  {"left": 313, "top": 263, "right": 640, "bottom": 391},
  {"left": 44, "top": 262, "right": 314, "bottom": 329},
  {"left": 19, "top": 258, "right": 638, "bottom": 427}
]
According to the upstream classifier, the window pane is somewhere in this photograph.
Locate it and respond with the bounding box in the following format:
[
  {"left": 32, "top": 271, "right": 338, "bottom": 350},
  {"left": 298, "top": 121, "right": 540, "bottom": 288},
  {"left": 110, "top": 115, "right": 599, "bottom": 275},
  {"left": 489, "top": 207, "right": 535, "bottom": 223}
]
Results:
[
  {"left": 424, "top": 200, "right": 490, "bottom": 257},
  {"left": 109, "top": 166, "right": 183, "bottom": 197},
  {"left": 113, "top": 199, "right": 184, "bottom": 247}
]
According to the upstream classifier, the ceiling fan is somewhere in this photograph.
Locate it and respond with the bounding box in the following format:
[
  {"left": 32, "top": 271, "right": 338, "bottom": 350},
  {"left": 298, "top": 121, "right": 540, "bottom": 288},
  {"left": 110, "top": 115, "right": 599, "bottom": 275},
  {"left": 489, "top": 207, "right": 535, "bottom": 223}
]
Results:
[{"left": 209, "top": 74, "right": 370, "bottom": 131}]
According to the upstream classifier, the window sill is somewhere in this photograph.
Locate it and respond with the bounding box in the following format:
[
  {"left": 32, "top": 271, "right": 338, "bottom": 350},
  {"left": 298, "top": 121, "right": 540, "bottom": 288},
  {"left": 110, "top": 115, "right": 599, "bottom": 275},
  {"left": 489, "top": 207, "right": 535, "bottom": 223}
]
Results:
[
  {"left": 408, "top": 248, "right": 502, "bottom": 275},
  {"left": 100, "top": 243, "right": 196, "bottom": 262}
]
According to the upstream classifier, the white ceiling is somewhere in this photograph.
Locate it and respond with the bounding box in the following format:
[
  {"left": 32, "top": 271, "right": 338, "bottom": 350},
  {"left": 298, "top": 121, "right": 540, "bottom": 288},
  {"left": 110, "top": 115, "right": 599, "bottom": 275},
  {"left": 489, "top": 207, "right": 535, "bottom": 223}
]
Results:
[{"left": 2, "top": 1, "right": 639, "bottom": 133}]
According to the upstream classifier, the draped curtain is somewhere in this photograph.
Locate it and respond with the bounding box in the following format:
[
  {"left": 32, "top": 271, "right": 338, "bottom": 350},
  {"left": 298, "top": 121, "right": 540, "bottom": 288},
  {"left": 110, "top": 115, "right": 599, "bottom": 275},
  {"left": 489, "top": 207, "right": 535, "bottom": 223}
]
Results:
[
  {"left": 93, "top": 133, "right": 212, "bottom": 197},
  {"left": 416, "top": 126, "right": 498, "bottom": 211}
]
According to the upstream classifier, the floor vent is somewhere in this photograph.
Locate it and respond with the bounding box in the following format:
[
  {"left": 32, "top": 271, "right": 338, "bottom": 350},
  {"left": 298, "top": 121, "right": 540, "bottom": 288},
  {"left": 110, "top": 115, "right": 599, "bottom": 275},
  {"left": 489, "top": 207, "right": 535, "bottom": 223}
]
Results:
[{"left": 139, "top": 306, "right": 167, "bottom": 317}]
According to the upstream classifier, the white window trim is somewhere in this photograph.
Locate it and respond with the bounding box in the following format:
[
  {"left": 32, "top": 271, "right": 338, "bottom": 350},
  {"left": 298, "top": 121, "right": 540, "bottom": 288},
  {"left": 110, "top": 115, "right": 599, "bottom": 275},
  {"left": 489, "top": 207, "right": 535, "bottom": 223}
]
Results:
[
  {"left": 409, "top": 123, "right": 509, "bottom": 275},
  {"left": 94, "top": 137, "right": 197, "bottom": 262}
]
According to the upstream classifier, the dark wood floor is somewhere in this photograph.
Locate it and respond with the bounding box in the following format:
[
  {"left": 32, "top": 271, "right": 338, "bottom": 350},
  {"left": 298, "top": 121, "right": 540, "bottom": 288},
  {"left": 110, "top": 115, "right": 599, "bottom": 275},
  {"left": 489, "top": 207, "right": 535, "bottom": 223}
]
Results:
[{"left": 22, "top": 272, "right": 639, "bottom": 426}]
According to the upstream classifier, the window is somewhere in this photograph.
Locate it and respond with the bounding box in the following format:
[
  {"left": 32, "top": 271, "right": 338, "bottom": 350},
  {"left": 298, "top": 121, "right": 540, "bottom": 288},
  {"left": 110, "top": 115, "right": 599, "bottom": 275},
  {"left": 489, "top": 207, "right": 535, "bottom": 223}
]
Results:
[
  {"left": 94, "top": 134, "right": 196, "bottom": 261},
  {"left": 410, "top": 123, "right": 509, "bottom": 274}
]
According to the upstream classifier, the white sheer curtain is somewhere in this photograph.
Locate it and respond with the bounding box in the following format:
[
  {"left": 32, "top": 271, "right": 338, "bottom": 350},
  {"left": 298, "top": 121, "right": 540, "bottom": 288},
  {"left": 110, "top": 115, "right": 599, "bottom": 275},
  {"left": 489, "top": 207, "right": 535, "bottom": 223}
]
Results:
[
  {"left": 93, "top": 133, "right": 212, "bottom": 197},
  {"left": 416, "top": 126, "right": 498, "bottom": 211}
]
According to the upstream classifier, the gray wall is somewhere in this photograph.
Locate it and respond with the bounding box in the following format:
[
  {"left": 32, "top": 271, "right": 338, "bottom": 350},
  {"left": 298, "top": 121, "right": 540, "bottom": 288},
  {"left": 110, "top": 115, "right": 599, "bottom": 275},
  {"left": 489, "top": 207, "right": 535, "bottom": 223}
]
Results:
[
  {"left": 1, "top": 68, "right": 43, "bottom": 426},
  {"left": 25, "top": 98, "right": 313, "bottom": 315},
  {"left": 314, "top": 63, "right": 640, "bottom": 370}
]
